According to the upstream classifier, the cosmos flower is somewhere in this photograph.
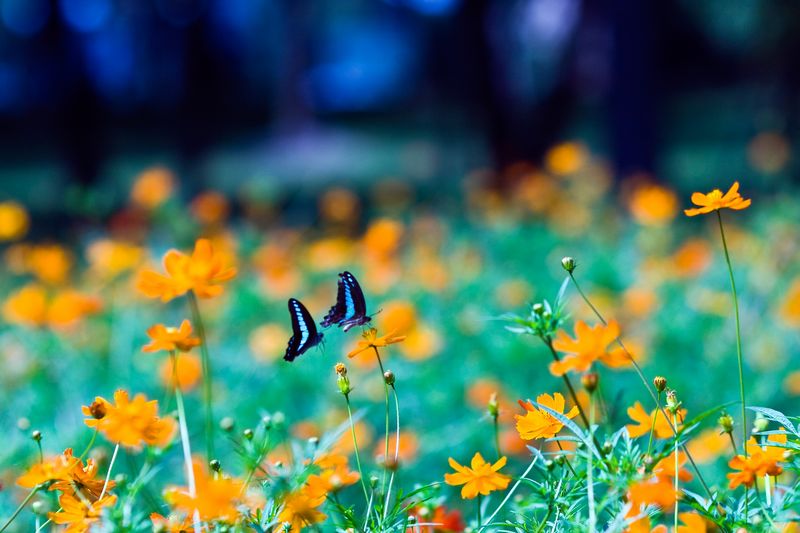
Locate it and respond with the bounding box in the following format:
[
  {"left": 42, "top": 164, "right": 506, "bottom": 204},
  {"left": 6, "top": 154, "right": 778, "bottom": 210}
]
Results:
[
  {"left": 136, "top": 238, "right": 236, "bottom": 302},
  {"left": 683, "top": 181, "right": 751, "bottom": 217},
  {"left": 444, "top": 452, "right": 511, "bottom": 499},
  {"left": 275, "top": 485, "right": 327, "bottom": 532},
  {"left": 347, "top": 328, "right": 406, "bottom": 359},
  {"left": 626, "top": 402, "right": 685, "bottom": 439},
  {"left": 550, "top": 320, "right": 631, "bottom": 376},
  {"left": 142, "top": 320, "right": 201, "bottom": 353},
  {"left": 165, "top": 461, "right": 245, "bottom": 523},
  {"left": 82, "top": 390, "right": 176, "bottom": 450},
  {"left": 515, "top": 393, "right": 579, "bottom": 440},
  {"left": 49, "top": 492, "right": 117, "bottom": 533}
]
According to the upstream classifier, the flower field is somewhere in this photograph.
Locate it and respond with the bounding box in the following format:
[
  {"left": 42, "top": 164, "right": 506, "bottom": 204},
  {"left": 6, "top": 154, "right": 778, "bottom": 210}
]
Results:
[{"left": 1, "top": 155, "right": 800, "bottom": 532}]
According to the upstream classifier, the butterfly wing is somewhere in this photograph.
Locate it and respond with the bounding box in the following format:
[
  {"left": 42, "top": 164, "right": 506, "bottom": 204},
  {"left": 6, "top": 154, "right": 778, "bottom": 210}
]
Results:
[
  {"left": 321, "top": 275, "right": 348, "bottom": 328},
  {"left": 339, "top": 271, "right": 371, "bottom": 331},
  {"left": 284, "top": 298, "right": 323, "bottom": 361}
]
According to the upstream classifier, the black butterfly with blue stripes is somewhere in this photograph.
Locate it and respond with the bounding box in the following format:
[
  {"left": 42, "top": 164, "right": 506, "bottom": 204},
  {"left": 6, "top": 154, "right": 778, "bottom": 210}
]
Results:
[
  {"left": 284, "top": 298, "right": 324, "bottom": 362},
  {"left": 320, "top": 271, "right": 372, "bottom": 332}
]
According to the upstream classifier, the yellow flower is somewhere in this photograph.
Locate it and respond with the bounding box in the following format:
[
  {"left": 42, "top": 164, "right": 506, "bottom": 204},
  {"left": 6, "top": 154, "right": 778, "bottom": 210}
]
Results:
[
  {"left": 82, "top": 390, "right": 176, "bottom": 449},
  {"left": 86, "top": 239, "right": 143, "bottom": 279},
  {"left": 165, "top": 460, "right": 244, "bottom": 523},
  {"left": 347, "top": 328, "right": 406, "bottom": 359},
  {"left": 2, "top": 284, "right": 101, "bottom": 329},
  {"left": 314, "top": 452, "right": 360, "bottom": 491},
  {"left": 136, "top": 238, "right": 237, "bottom": 302},
  {"left": 626, "top": 402, "right": 685, "bottom": 439},
  {"left": 142, "top": 320, "right": 201, "bottom": 353},
  {"left": 515, "top": 393, "right": 579, "bottom": 440},
  {"left": 684, "top": 181, "right": 751, "bottom": 216},
  {"left": 49, "top": 493, "right": 117, "bottom": 533},
  {"left": 444, "top": 452, "right": 511, "bottom": 499},
  {"left": 0, "top": 201, "right": 29, "bottom": 241},
  {"left": 550, "top": 320, "right": 631, "bottom": 376}
]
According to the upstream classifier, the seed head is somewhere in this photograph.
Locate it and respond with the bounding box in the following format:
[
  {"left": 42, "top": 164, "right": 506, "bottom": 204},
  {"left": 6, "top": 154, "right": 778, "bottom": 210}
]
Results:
[{"left": 653, "top": 376, "right": 667, "bottom": 393}]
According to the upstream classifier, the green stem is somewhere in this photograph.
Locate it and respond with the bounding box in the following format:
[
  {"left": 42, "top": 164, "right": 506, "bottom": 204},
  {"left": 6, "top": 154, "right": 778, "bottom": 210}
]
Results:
[
  {"left": 728, "top": 432, "right": 739, "bottom": 456},
  {"left": 171, "top": 352, "right": 202, "bottom": 533},
  {"left": 673, "top": 412, "right": 679, "bottom": 532},
  {"left": 544, "top": 339, "right": 591, "bottom": 430},
  {"left": 78, "top": 428, "right": 99, "bottom": 461},
  {"left": 646, "top": 393, "right": 661, "bottom": 458},
  {"left": 493, "top": 416, "right": 501, "bottom": 461},
  {"left": 587, "top": 393, "right": 596, "bottom": 533},
  {"left": 188, "top": 291, "right": 215, "bottom": 460},
  {"left": 716, "top": 211, "right": 747, "bottom": 455},
  {"left": 477, "top": 494, "right": 483, "bottom": 528},
  {"left": 345, "top": 395, "right": 370, "bottom": 505},
  {"left": 0, "top": 486, "right": 39, "bottom": 533},
  {"left": 480, "top": 456, "right": 538, "bottom": 532},
  {"left": 567, "top": 272, "right": 713, "bottom": 499},
  {"left": 372, "top": 347, "right": 390, "bottom": 505},
  {"left": 383, "top": 385, "right": 401, "bottom": 520}
]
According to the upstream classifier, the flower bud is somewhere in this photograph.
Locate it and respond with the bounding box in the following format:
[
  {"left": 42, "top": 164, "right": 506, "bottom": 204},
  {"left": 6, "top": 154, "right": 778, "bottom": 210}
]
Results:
[
  {"left": 243, "top": 428, "right": 254, "bottom": 440},
  {"left": 272, "top": 412, "right": 285, "bottom": 426},
  {"left": 336, "top": 363, "right": 352, "bottom": 395},
  {"left": 718, "top": 413, "right": 735, "bottom": 434},
  {"left": 31, "top": 430, "right": 42, "bottom": 442},
  {"left": 282, "top": 522, "right": 292, "bottom": 532},
  {"left": 581, "top": 372, "right": 599, "bottom": 393},
  {"left": 544, "top": 459, "right": 554, "bottom": 471},
  {"left": 383, "top": 371, "right": 395, "bottom": 386},
  {"left": 308, "top": 436, "right": 319, "bottom": 448},
  {"left": 561, "top": 257, "right": 576, "bottom": 273},
  {"left": 31, "top": 500, "right": 48, "bottom": 515},
  {"left": 209, "top": 459, "right": 221, "bottom": 472},
  {"left": 752, "top": 416, "right": 769, "bottom": 434},
  {"left": 602, "top": 440, "right": 613, "bottom": 454},
  {"left": 113, "top": 473, "right": 127, "bottom": 488},
  {"left": 665, "top": 390, "right": 679, "bottom": 414},
  {"left": 219, "top": 417, "right": 235, "bottom": 432},
  {"left": 642, "top": 455, "right": 654, "bottom": 469},
  {"left": 335, "top": 362, "right": 347, "bottom": 376},
  {"left": 370, "top": 475, "right": 379, "bottom": 488},
  {"left": 487, "top": 392, "right": 499, "bottom": 419},
  {"left": 262, "top": 415, "right": 272, "bottom": 429},
  {"left": 532, "top": 303, "right": 545, "bottom": 316},
  {"left": 653, "top": 376, "right": 667, "bottom": 393}
]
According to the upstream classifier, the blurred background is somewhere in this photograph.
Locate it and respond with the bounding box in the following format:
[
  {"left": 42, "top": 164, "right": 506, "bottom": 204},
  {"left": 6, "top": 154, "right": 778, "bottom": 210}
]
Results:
[
  {"left": 2, "top": 0, "right": 800, "bottom": 510},
  {"left": 2, "top": 0, "right": 800, "bottom": 224}
]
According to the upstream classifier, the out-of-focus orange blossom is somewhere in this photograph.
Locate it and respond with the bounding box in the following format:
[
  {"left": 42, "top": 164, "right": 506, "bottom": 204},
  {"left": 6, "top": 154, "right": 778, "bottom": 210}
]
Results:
[
  {"left": 130, "top": 166, "right": 175, "bottom": 209},
  {"left": 0, "top": 201, "right": 29, "bottom": 241}
]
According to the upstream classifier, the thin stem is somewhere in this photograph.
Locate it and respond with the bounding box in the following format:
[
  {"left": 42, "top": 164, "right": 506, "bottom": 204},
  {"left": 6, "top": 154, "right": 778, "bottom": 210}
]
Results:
[
  {"left": 99, "top": 444, "right": 120, "bottom": 500},
  {"left": 0, "top": 486, "right": 39, "bottom": 533},
  {"left": 543, "top": 339, "right": 590, "bottom": 430},
  {"left": 372, "top": 347, "right": 390, "bottom": 505},
  {"left": 646, "top": 393, "right": 661, "bottom": 458},
  {"left": 36, "top": 440, "right": 43, "bottom": 465},
  {"left": 188, "top": 291, "right": 215, "bottom": 460},
  {"left": 171, "top": 352, "right": 202, "bottom": 533},
  {"left": 383, "top": 385, "right": 401, "bottom": 520},
  {"left": 587, "top": 393, "right": 596, "bottom": 533},
  {"left": 762, "top": 437, "right": 771, "bottom": 507},
  {"left": 241, "top": 429, "right": 270, "bottom": 495},
  {"left": 477, "top": 494, "right": 483, "bottom": 528},
  {"left": 493, "top": 416, "right": 501, "bottom": 461},
  {"left": 345, "top": 395, "right": 370, "bottom": 505},
  {"left": 716, "top": 211, "right": 748, "bottom": 456},
  {"left": 78, "top": 428, "right": 99, "bottom": 461},
  {"left": 555, "top": 441, "right": 577, "bottom": 477},
  {"left": 480, "top": 455, "right": 538, "bottom": 532},
  {"left": 727, "top": 432, "right": 739, "bottom": 456},
  {"left": 673, "top": 412, "right": 679, "bottom": 532},
  {"left": 567, "top": 272, "right": 713, "bottom": 499}
]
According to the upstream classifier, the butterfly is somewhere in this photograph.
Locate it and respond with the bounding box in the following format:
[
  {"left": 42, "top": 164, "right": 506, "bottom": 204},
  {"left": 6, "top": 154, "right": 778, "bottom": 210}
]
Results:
[
  {"left": 320, "top": 271, "right": 373, "bottom": 332},
  {"left": 284, "top": 298, "right": 324, "bottom": 362}
]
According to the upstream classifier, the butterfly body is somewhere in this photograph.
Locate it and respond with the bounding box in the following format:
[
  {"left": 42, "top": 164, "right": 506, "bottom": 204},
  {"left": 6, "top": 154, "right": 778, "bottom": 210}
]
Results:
[
  {"left": 284, "top": 298, "right": 324, "bottom": 362},
  {"left": 321, "top": 271, "right": 372, "bottom": 332}
]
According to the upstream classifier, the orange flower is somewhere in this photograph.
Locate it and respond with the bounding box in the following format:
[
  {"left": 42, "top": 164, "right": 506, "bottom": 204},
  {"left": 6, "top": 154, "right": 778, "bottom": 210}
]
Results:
[
  {"left": 159, "top": 352, "right": 203, "bottom": 391},
  {"left": 628, "top": 182, "right": 678, "bottom": 226},
  {"left": 191, "top": 191, "right": 230, "bottom": 226},
  {"left": 82, "top": 390, "right": 176, "bottom": 449},
  {"left": 0, "top": 201, "right": 29, "bottom": 241},
  {"left": 408, "top": 505, "right": 466, "bottom": 532},
  {"left": 165, "top": 460, "right": 244, "bottom": 523},
  {"left": 275, "top": 485, "right": 327, "bottom": 532},
  {"left": 550, "top": 320, "right": 631, "bottom": 376},
  {"left": 545, "top": 141, "right": 587, "bottom": 176},
  {"left": 627, "top": 477, "right": 678, "bottom": 515},
  {"left": 374, "top": 431, "right": 420, "bottom": 469},
  {"left": 347, "top": 328, "right": 406, "bottom": 359},
  {"left": 313, "top": 452, "right": 360, "bottom": 491},
  {"left": 49, "top": 492, "right": 117, "bottom": 533},
  {"left": 651, "top": 452, "right": 693, "bottom": 483},
  {"left": 685, "top": 429, "right": 729, "bottom": 464},
  {"left": 2, "top": 284, "right": 101, "bottom": 329},
  {"left": 150, "top": 512, "right": 195, "bottom": 532},
  {"left": 684, "top": 181, "right": 751, "bottom": 216},
  {"left": 515, "top": 393, "right": 579, "bottom": 440},
  {"left": 142, "top": 320, "right": 201, "bottom": 353},
  {"left": 444, "top": 453, "right": 511, "bottom": 499},
  {"left": 17, "top": 448, "right": 80, "bottom": 489},
  {"left": 780, "top": 278, "right": 800, "bottom": 327},
  {"left": 86, "top": 239, "right": 143, "bottom": 279},
  {"left": 136, "top": 238, "right": 237, "bottom": 302},
  {"left": 130, "top": 166, "right": 175, "bottom": 209},
  {"left": 626, "top": 402, "right": 685, "bottom": 439},
  {"left": 728, "top": 433, "right": 789, "bottom": 489}
]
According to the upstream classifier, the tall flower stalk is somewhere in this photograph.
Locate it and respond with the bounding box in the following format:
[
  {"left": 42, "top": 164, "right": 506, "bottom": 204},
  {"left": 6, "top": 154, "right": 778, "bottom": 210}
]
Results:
[{"left": 188, "top": 292, "right": 215, "bottom": 460}]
